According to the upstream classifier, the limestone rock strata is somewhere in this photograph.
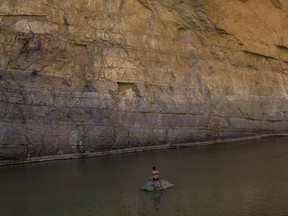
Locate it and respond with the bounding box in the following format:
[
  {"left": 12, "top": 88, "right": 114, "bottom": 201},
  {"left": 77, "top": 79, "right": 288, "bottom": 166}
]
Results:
[{"left": 0, "top": 0, "right": 288, "bottom": 159}]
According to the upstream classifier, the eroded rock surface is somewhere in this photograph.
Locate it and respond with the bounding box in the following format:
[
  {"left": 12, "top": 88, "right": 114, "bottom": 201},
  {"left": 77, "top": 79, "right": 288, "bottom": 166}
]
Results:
[
  {"left": 1, "top": 0, "right": 288, "bottom": 159},
  {"left": 141, "top": 180, "right": 174, "bottom": 191}
]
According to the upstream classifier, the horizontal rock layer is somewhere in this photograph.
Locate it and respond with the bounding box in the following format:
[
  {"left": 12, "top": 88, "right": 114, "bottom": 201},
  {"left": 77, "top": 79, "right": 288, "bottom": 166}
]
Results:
[{"left": 0, "top": 0, "right": 288, "bottom": 159}]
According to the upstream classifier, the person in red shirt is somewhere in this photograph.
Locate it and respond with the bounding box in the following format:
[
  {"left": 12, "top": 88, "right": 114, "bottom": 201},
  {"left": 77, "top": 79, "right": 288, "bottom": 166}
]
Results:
[
  {"left": 152, "top": 166, "right": 160, "bottom": 181},
  {"left": 150, "top": 166, "right": 162, "bottom": 189}
]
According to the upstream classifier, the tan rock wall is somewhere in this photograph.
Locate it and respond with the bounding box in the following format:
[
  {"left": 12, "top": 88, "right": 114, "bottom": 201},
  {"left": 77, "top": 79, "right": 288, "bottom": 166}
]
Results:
[{"left": 0, "top": 0, "right": 288, "bottom": 159}]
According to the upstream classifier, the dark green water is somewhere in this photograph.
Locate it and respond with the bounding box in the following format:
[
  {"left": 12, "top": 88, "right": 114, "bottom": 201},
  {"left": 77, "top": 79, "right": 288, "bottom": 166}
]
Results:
[{"left": 1, "top": 137, "right": 288, "bottom": 216}]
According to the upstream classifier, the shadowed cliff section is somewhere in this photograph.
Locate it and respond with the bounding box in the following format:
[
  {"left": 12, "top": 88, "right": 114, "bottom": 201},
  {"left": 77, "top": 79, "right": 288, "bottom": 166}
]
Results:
[{"left": 0, "top": 0, "right": 288, "bottom": 160}]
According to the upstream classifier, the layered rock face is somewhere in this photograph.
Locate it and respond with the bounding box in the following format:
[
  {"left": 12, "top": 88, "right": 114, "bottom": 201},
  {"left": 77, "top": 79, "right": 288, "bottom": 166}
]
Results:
[{"left": 1, "top": 0, "right": 288, "bottom": 160}]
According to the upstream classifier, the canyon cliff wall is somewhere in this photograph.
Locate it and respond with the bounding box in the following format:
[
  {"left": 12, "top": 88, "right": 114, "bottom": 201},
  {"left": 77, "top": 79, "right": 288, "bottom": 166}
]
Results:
[{"left": 1, "top": 0, "right": 288, "bottom": 160}]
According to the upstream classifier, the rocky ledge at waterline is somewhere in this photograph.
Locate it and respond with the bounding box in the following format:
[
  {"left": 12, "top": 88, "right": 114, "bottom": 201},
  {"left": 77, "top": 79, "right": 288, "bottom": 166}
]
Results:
[
  {"left": 1, "top": 0, "right": 288, "bottom": 160},
  {"left": 141, "top": 180, "right": 174, "bottom": 192}
]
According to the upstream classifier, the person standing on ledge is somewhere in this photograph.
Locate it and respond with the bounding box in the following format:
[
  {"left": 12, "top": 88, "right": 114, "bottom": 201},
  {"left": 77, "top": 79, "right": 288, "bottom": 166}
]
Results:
[
  {"left": 151, "top": 166, "right": 162, "bottom": 189},
  {"left": 152, "top": 166, "right": 160, "bottom": 181}
]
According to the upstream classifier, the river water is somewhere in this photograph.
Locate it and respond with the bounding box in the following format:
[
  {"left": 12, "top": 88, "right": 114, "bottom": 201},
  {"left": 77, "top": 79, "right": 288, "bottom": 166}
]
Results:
[{"left": 1, "top": 137, "right": 288, "bottom": 216}]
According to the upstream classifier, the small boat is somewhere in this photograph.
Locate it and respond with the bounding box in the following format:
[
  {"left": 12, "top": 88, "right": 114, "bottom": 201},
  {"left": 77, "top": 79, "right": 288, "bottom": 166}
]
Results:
[{"left": 141, "top": 180, "right": 174, "bottom": 191}]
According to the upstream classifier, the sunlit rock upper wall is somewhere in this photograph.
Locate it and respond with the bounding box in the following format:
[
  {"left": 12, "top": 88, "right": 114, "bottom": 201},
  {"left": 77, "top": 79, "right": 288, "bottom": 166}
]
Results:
[{"left": 0, "top": 0, "right": 288, "bottom": 159}]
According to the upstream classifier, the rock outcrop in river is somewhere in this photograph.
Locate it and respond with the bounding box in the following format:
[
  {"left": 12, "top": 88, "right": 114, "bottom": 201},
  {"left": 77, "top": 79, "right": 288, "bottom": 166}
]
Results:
[{"left": 1, "top": 0, "right": 288, "bottom": 160}]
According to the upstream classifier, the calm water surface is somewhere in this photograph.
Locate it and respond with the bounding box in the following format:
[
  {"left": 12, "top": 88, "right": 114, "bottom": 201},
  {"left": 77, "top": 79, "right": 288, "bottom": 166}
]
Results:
[{"left": 1, "top": 137, "right": 288, "bottom": 216}]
